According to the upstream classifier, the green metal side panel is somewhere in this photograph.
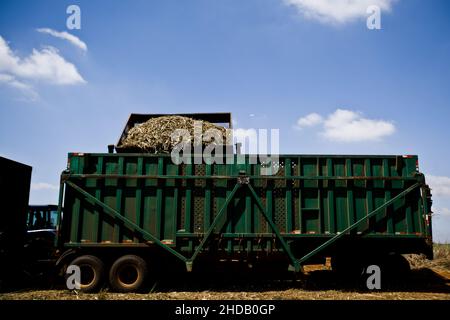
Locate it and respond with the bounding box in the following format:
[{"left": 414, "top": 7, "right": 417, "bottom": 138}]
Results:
[{"left": 60, "top": 153, "right": 431, "bottom": 260}]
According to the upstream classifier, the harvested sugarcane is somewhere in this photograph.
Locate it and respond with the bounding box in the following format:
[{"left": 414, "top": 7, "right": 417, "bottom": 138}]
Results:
[{"left": 118, "top": 115, "right": 228, "bottom": 153}]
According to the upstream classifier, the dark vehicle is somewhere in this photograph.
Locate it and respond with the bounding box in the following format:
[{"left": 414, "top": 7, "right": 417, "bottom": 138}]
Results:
[
  {"left": 54, "top": 114, "right": 433, "bottom": 292},
  {"left": 0, "top": 157, "right": 59, "bottom": 289},
  {"left": 23, "top": 205, "right": 58, "bottom": 281},
  {"left": 0, "top": 156, "right": 32, "bottom": 288},
  {"left": 27, "top": 205, "right": 58, "bottom": 231}
]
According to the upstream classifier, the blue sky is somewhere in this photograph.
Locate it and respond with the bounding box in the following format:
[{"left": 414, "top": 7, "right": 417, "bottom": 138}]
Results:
[{"left": 1, "top": 0, "right": 449, "bottom": 242}]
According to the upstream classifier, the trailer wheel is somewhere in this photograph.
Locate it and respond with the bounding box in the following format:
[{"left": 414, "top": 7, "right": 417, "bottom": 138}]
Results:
[
  {"left": 109, "top": 255, "right": 148, "bottom": 293},
  {"left": 382, "top": 254, "right": 411, "bottom": 281},
  {"left": 68, "top": 255, "right": 105, "bottom": 293},
  {"left": 331, "top": 254, "right": 365, "bottom": 281}
]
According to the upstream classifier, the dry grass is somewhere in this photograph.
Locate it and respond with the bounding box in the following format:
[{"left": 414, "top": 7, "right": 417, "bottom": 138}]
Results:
[
  {"left": 1, "top": 288, "right": 448, "bottom": 301},
  {"left": 405, "top": 244, "right": 450, "bottom": 272},
  {"left": 1, "top": 245, "right": 449, "bottom": 301}
]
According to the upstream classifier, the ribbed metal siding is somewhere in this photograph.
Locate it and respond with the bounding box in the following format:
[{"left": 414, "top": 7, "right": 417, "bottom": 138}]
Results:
[{"left": 62, "top": 154, "right": 425, "bottom": 248}]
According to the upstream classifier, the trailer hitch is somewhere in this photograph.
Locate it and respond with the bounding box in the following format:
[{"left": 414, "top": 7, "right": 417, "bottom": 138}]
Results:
[{"left": 237, "top": 170, "right": 250, "bottom": 184}]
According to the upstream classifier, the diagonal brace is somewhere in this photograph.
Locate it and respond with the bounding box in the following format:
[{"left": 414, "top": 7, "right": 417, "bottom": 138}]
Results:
[
  {"left": 188, "top": 183, "right": 241, "bottom": 265},
  {"left": 65, "top": 181, "right": 188, "bottom": 263},
  {"left": 247, "top": 184, "right": 301, "bottom": 272},
  {"left": 297, "top": 182, "right": 421, "bottom": 265}
]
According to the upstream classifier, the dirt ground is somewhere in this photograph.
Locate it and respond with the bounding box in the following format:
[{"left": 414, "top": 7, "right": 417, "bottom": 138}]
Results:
[{"left": 1, "top": 246, "right": 449, "bottom": 301}]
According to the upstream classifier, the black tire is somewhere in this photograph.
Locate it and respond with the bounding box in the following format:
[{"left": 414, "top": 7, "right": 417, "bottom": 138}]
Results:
[
  {"left": 331, "top": 254, "right": 365, "bottom": 282},
  {"left": 109, "top": 255, "right": 148, "bottom": 293},
  {"left": 382, "top": 254, "right": 411, "bottom": 281},
  {"left": 68, "top": 255, "right": 105, "bottom": 293},
  {"left": 333, "top": 253, "right": 411, "bottom": 289}
]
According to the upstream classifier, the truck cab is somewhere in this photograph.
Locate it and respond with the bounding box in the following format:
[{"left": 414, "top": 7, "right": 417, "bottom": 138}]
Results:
[
  {"left": 27, "top": 205, "right": 58, "bottom": 231},
  {"left": 23, "top": 205, "right": 59, "bottom": 274}
]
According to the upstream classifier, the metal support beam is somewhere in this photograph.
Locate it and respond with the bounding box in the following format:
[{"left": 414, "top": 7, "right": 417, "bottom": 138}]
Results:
[
  {"left": 62, "top": 174, "right": 421, "bottom": 274},
  {"left": 66, "top": 173, "right": 418, "bottom": 181},
  {"left": 55, "top": 178, "right": 66, "bottom": 248},
  {"left": 297, "top": 183, "right": 421, "bottom": 264},
  {"left": 187, "top": 183, "right": 241, "bottom": 264},
  {"left": 247, "top": 184, "right": 301, "bottom": 272},
  {"left": 64, "top": 181, "right": 188, "bottom": 263}
]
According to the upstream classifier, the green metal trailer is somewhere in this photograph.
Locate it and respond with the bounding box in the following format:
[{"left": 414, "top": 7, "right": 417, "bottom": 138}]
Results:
[{"left": 56, "top": 152, "right": 433, "bottom": 292}]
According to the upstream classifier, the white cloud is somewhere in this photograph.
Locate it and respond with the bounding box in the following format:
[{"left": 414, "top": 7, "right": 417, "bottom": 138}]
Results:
[
  {"left": 37, "top": 28, "right": 87, "bottom": 51},
  {"left": 427, "top": 175, "right": 450, "bottom": 198},
  {"left": 0, "top": 35, "right": 85, "bottom": 87},
  {"left": 0, "top": 73, "right": 38, "bottom": 100},
  {"left": 322, "top": 109, "right": 395, "bottom": 142},
  {"left": 31, "top": 182, "right": 59, "bottom": 191},
  {"left": 283, "top": 0, "right": 397, "bottom": 24},
  {"left": 431, "top": 206, "right": 450, "bottom": 217},
  {"left": 295, "top": 113, "right": 323, "bottom": 129},
  {"left": 294, "top": 109, "right": 395, "bottom": 142},
  {"left": 248, "top": 113, "right": 268, "bottom": 121}
]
